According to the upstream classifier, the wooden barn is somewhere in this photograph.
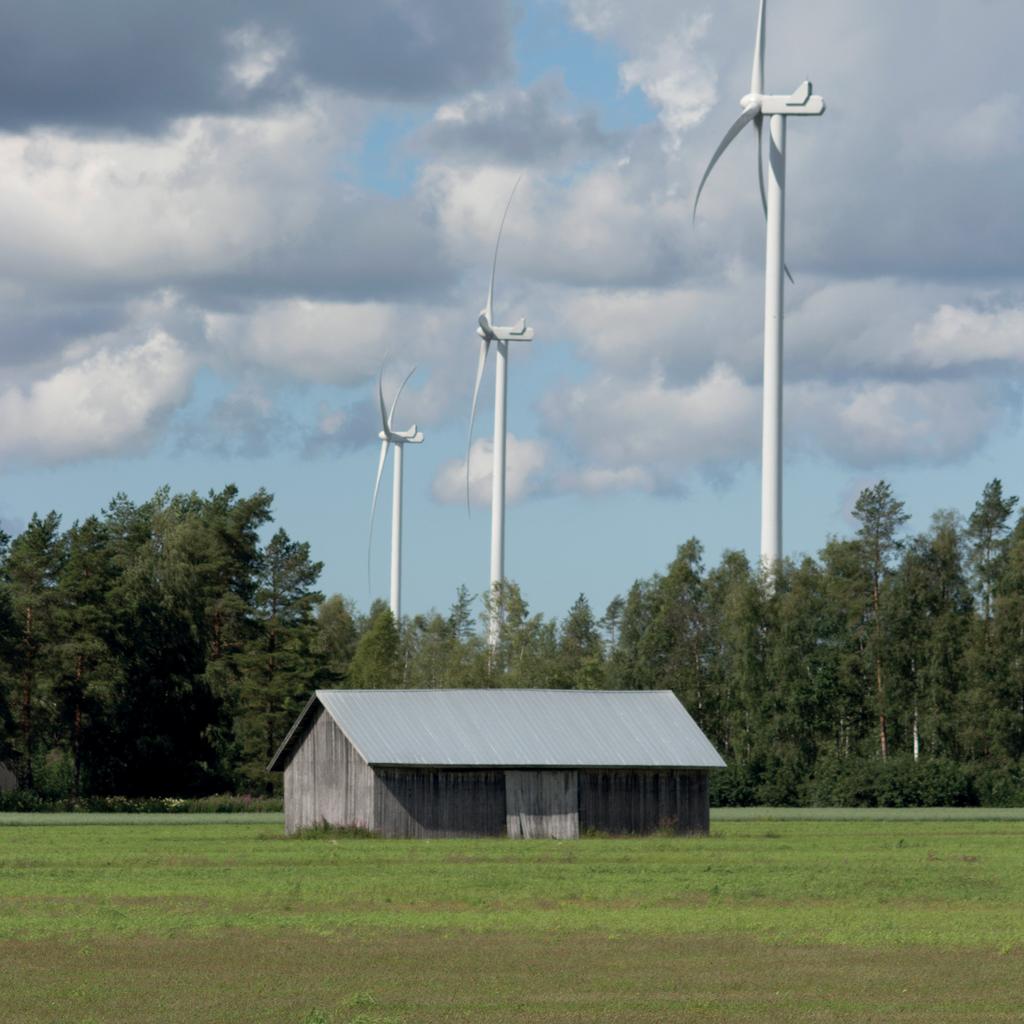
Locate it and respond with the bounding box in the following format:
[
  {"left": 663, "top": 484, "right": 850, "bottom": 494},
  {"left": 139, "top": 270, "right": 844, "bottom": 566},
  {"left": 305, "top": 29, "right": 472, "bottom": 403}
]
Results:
[{"left": 268, "top": 689, "right": 725, "bottom": 838}]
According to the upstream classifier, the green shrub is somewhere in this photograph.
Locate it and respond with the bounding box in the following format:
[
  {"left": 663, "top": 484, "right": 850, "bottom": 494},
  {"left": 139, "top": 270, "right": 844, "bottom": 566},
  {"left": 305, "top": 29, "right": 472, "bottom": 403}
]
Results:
[
  {"left": 709, "top": 762, "right": 758, "bottom": 806},
  {"left": 0, "top": 792, "right": 283, "bottom": 813},
  {"left": 967, "top": 763, "right": 1024, "bottom": 807}
]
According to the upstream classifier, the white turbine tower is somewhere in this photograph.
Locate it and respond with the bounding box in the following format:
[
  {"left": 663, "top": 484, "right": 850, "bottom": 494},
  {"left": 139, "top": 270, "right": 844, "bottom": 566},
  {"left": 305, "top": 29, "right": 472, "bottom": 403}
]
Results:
[
  {"left": 369, "top": 366, "right": 423, "bottom": 623},
  {"left": 693, "top": 0, "right": 824, "bottom": 568},
  {"left": 466, "top": 178, "right": 534, "bottom": 642}
]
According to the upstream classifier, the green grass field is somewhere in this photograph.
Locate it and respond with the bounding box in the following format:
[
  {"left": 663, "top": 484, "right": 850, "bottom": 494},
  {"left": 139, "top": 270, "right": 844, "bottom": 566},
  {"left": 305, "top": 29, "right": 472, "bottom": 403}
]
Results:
[{"left": 1, "top": 813, "right": 1021, "bottom": 1023}]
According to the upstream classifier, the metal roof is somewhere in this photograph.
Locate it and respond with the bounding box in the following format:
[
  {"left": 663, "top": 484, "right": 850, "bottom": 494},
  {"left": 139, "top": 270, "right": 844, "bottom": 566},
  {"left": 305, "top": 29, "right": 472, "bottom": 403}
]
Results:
[{"left": 268, "top": 689, "right": 725, "bottom": 771}]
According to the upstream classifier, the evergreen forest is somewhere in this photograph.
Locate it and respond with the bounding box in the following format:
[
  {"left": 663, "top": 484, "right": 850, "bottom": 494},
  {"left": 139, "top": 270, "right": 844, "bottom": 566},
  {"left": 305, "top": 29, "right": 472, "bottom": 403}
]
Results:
[{"left": 1, "top": 479, "right": 1023, "bottom": 807}]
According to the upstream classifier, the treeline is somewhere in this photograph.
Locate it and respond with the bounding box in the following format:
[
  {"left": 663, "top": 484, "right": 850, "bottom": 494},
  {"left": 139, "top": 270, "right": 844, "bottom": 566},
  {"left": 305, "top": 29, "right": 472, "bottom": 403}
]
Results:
[{"left": 1, "top": 479, "right": 1023, "bottom": 806}]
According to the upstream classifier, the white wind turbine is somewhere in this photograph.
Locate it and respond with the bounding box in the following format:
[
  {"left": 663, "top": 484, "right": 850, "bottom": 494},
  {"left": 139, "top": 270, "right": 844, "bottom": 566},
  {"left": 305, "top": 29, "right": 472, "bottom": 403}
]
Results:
[
  {"left": 368, "top": 366, "right": 423, "bottom": 623},
  {"left": 693, "top": 0, "right": 825, "bottom": 567},
  {"left": 466, "top": 178, "right": 534, "bottom": 641}
]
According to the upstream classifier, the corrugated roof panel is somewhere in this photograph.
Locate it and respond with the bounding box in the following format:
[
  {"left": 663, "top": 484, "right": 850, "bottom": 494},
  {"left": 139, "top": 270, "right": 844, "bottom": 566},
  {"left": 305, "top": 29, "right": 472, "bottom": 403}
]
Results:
[{"left": 310, "top": 689, "right": 725, "bottom": 769}]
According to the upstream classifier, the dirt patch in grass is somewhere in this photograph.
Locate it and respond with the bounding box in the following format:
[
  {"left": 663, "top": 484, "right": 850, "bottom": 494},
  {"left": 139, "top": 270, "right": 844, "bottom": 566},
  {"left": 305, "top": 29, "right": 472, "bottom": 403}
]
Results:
[{"left": 2, "top": 929, "right": 1020, "bottom": 1024}]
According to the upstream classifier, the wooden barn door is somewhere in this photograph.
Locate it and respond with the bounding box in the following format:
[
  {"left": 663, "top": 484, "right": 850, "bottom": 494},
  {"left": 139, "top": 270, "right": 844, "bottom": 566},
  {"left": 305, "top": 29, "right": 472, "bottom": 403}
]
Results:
[{"left": 505, "top": 770, "right": 579, "bottom": 839}]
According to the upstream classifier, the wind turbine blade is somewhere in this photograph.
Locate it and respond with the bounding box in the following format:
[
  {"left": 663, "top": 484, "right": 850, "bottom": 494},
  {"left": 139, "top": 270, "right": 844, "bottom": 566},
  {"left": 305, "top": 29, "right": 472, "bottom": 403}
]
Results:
[
  {"left": 368, "top": 438, "right": 390, "bottom": 591},
  {"left": 755, "top": 114, "right": 795, "bottom": 285},
  {"left": 377, "top": 366, "right": 389, "bottom": 433},
  {"left": 751, "top": 0, "right": 766, "bottom": 96},
  {"left": 466, "top": 336, "right": 491, "bottom": 514},
  {"left": 486, "top": 174, "right": 522, "bottom": 323},
  {"left": 692, "top": 104, "right": 760, "bottom": 223},
  {"left": 387, "top": 366, "right": 416, "bottom": 430}
]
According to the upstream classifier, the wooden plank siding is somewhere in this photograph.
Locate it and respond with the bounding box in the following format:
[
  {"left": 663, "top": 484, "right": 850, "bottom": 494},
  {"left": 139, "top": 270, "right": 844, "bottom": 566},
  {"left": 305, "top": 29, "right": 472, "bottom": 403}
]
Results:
[
  {"left": 374, "top": 768, "right": 507, "bottom": 838},
  {"left": 505, "top": 770, "right": 579, "bottom": 839},
  {"left": 283, "top": 706, "right": 376, "bottom": 834},
  {"left": 578, "top": 769, "right": 709, "bottom": 835}
]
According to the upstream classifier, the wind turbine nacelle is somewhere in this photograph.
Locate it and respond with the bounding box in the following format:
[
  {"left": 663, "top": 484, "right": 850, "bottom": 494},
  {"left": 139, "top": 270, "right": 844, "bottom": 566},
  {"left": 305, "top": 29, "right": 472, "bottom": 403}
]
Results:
[
  {"left": 491, "top": 318, "right": 534, "bottom": 342},
  {"left": 394, "top": 425, "right": 424, "bottom": 443},
  {"left": 759, "top": 82, "right": 825, "bottom": 116}
]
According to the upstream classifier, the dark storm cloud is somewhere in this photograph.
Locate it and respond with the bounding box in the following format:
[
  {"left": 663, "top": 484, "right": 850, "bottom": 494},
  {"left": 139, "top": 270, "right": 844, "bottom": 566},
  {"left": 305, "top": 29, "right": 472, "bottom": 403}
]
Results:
[
  {"left": 0, "top": 0, "right": 513, "bottom": 133},
  {"left": 417, "top": 76, "right": 617, "bottom": 166}
]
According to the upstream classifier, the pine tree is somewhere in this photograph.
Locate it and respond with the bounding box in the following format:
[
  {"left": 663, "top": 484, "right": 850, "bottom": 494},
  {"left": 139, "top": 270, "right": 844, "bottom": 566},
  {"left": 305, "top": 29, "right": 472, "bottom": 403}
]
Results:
[
  {"left": 599, "top": 595, "right": 625, "bottom": 654},
  {"left": 5, "top": 512, "right": 65, "bottom": 788},
  {"left": 482, "top": 581, "right": 554, "bottom": 686},
  {"left": 0, "top": 529, "right": 19, "bottom": 770},
  {"left": 54, "top": 516, "right": 118, "bottom": 798},
  {"left": 889, "top": 513, "right": 972, "bottom": 761},
  {"left": 966, "top": 479, "right": 1018, "bottom": 621},
  {"left": 605, "top": 577, "right": 660, "bottom": 690},
  {"left": 705, "top": 550, "right": 765, "bottom": 763},
  {"left": 852, "top": 481, "right": 910, "bottom": 759},
  {"left": 103, "top": 493, "right": 219, "bottom": 795},
  {"left": 348, "top": 604, "right": 402, "bottom": 689},
  {"left": 988, "top": 512, "right": 1024, "bottom": 761},
  {"left": 557, "top": 594, "right": 604, "bottom": 689},
  {"left": 637, "top": 540, "right": 708, "bottom": 713},
  {"left": 314, "top": 595, "right": 358, "bottom": 682},
  {"left": 236, "top": 529, "right": 324, "bottom": 788}
]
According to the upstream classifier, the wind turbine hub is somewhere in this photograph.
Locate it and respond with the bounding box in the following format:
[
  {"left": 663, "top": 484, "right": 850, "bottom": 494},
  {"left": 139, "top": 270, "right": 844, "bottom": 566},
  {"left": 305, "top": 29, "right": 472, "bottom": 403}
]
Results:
[{"left": 740, "top": 93, "right": 762, "bottom": 110}]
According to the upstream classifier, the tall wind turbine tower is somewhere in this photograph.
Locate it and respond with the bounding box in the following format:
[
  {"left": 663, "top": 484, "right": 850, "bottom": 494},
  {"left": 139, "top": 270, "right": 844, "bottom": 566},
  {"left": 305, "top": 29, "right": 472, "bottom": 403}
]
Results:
[
  {"left": 369, "top": 367, "right": 424, "bottom": 622},
  {"left": 466, "top": 179, "right": 534, "bottom": 642},
  {"left": 693, "top": 0, "right": 825, "bottom": 567}
]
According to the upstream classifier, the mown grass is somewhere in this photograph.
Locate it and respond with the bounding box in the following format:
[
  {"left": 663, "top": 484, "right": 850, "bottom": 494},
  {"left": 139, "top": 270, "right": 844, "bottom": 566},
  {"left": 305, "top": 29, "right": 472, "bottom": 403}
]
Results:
[{"left": 1, "top": 816, "right": 1021, "bottom": 1023}]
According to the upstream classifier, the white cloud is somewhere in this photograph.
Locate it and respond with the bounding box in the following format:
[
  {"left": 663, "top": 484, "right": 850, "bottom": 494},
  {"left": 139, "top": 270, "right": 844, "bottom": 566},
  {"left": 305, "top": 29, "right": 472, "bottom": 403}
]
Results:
[
  {"left": 909, "top": 304, "right": 1024, "bottom": 370},
  {"left": 433, "top": 434, "right": 549, "bottom": 506},
  {"left": 547, "top": 365, "right": 760, "bottom": 490},
  {"left": 561, "top": 466, "right": 657, "bottom": 494},
  {"left": 226, "top": 23, "right": 292, "bottom": 90},
  {"left": 419, "top": 76, "right": 613, "bottom": 166},
  {"left": 790, "top": 378, "right": 1014, "bottom": 467},
  {"left": 0, "top": 331, "right": 193, "bottom": 464},
  {"left": 425, "top": 161, "right": 690, "bottom": 290},
  {"left": 619, "top": 15, "right": 718, "bottom": 146},
  {"left": 206, "top": 299, "right": 397, "bottom": 384},
  {"left": 0, "top": 101, "right": 338, "bottom": 286}
]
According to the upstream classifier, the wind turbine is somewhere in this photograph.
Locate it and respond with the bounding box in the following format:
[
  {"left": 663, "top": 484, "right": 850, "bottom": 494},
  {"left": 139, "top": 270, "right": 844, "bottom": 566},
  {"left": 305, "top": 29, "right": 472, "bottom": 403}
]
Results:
[
  {"left": 369, "top": 366, "right": 423, "bottom": 623},
  {"left": 466, "top": 178, "right": 534, "bottom": 642},
  {"left": 693, "top": 0, "right": 824, "bottom": 567}
]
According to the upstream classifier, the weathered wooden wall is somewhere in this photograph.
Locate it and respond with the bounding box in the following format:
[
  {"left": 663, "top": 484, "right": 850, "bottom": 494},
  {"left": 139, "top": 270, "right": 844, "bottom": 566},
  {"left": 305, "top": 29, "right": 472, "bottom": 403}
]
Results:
[
  {"left": 505, "top": 770, "right": 579, "bottom": 839},
  {"left": 374, "top": 768, "right": 506, "bottom": 838},
  {"left": 578, "top": 769, "right": 709, "bottom": 835},
  {"left": 283, "top": 706, "right": 375, "bottom": 834}
]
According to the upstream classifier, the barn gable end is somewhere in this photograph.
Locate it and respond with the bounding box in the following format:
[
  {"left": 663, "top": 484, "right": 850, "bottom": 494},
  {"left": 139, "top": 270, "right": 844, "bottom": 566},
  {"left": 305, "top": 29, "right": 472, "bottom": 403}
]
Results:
[{"left": 282, "top": 704, "right": 375, "bottom": 834}]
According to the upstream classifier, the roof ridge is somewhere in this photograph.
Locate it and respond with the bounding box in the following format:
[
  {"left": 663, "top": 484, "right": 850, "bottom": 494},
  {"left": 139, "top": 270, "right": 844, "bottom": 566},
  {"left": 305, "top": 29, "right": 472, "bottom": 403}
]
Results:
[{"left": 315, "top": 688, "right": 674, "bottom": 694}]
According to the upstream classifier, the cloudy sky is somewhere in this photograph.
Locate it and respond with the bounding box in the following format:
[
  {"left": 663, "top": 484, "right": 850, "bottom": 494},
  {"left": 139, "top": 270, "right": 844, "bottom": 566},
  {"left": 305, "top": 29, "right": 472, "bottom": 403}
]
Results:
[{"left": 1, "top": 0, "right": 1022, "bottom": 620}]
